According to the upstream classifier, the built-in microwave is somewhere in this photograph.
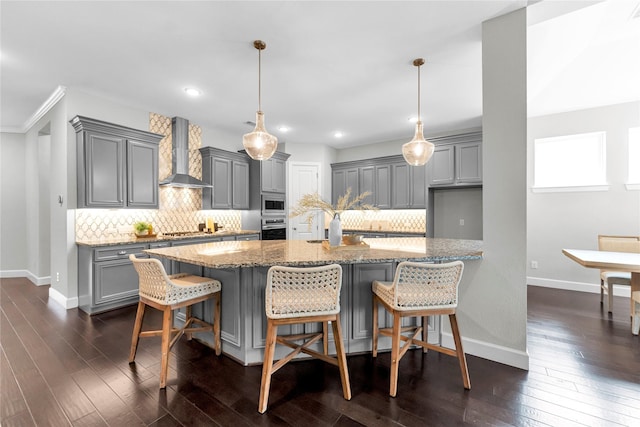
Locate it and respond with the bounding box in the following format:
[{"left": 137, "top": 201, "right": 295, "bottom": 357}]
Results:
[{"left": 262, "top": 195, "right": 285, "bottom": 214}]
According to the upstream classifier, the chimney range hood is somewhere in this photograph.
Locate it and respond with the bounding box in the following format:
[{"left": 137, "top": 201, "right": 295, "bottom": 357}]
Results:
[{"left": 159, "top": 117, "right": 212, "bottom": 188}]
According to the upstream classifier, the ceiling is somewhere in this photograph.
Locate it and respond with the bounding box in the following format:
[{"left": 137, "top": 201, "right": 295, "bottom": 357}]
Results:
[{"left": 1, "top": 1, "right": 639, "bottom": 149}]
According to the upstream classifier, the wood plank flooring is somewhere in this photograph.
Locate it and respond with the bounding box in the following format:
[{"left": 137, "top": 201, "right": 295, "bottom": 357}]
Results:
[{"left": 1, "top": 277, "right": 639, "bottom": 426}]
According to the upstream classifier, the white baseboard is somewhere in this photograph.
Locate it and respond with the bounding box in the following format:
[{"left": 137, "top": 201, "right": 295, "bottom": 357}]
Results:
[
  {"left": 0, "top": 270, "right": 50, "bottom": 286},
  {"left": 48, "top": 287, "right": 78, "bottom": 310},
  {"left": 441, "top": 332, "right": 529, "bottom": 370},
  {"left": 527, "top": 276, "right": 631, "bottom": 297}
]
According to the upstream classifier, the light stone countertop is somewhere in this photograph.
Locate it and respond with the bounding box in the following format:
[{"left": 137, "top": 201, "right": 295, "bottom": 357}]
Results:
[
  {"left": 76, "top": 230, "right": 261, "bottom": 247},
  {"left": 143, "top": 238, "right": 483, "bottom": 269}
]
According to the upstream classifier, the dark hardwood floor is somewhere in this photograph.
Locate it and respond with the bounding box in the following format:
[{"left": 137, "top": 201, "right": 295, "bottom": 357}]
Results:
[{"left": 1, "top": 278, "right": 639, "bottom": 426}]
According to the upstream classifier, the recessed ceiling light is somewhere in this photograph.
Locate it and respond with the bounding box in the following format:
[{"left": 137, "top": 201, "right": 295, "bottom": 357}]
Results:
[
  {"left": 334, "top": 131, "right": 344, "bottom": 138},
  {"left": 278, "top": 126, "right": 290, "bottom": 133},
  {"left": 184, "top": 87, "right": 202, "bottom": 97}
]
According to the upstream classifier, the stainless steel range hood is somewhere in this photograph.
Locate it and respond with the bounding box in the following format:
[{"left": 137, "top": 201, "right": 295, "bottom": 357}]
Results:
[{"left": 159, "top": 117, "right": 212, "bottom": 188}]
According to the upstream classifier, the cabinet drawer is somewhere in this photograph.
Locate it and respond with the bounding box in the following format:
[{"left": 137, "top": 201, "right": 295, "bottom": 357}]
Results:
[{"left": 94, "top": 244, "right": 147, "bottom": 261}]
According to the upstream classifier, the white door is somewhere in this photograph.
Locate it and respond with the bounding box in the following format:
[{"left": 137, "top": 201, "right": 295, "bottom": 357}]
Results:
[{"left": 289, "top": 162, "right": 322, "bottom": 240}]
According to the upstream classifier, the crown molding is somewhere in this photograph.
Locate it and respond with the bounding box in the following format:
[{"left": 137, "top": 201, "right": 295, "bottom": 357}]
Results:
[{"left": 0, "top": 85, "right": 67, "bottom": 134}]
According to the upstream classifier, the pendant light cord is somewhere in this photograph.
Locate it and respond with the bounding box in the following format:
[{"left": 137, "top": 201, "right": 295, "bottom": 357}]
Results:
[
  {"left": 258, "top": 47, "right": 262, "bottom": 112},
  {"left": 417, "top": 62, "right": 421, "bottom": 122}
]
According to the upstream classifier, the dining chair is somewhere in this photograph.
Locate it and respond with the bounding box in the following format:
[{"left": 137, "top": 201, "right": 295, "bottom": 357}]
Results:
[
  {"left": 259, "top": 264, "right": 351, "bottom": 413},
  {"left": 597, "top": 235, "right": 640, "bottom": 314},
  {"left": 128, "top": 254, "right": 221, "bottom": 388},
  {"left": 372, "top": 260, "right": 470, "bottom": 397}
]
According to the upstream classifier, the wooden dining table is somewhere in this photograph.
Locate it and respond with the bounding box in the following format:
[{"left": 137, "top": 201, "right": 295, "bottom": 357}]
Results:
[{"left": 563, "top": 248, "right": 640, "bottom": 331}]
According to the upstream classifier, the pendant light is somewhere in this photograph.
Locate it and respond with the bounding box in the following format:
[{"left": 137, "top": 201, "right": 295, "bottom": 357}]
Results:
[
  {"left": 402, "top": 58, "right": 434, "bottom": 166},
  {"left": 243, "top": 40, "right": 278, "bottom": 161}
]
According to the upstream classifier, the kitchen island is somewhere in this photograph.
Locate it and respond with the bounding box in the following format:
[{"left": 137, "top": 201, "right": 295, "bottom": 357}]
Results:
[{"left": 145, "top": 238, "right": 483, "bottom": 365}]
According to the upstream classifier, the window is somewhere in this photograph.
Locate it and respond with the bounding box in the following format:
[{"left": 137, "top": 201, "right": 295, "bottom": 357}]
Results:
[
  {"left": 628, "top": 127, "right": 640, "bottom": 186},
  {"left": 533, "top": 131, "right": 607, "bottom": 190}
]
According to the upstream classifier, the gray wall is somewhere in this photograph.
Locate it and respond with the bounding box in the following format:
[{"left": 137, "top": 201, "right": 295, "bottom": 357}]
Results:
[
  {"left": 527, "top": 101, "right": 640, "bottom": 292},
  {"left": 433, "top": 188, "right": 483, "bottom": 240},
  {"left": 0, "top": 132, "right": 28, "bottom": 272}
]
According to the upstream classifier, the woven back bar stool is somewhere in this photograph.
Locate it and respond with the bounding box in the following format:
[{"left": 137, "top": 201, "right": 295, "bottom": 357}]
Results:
[
  {"left": 372, "top": 260, "right": 470, "bottom": 397},
  {"left": 259, "top": 264, "right": 351, "bottom": 413},
  {"left": 129, "top": 254, "right": 221, "bottom": 389}
]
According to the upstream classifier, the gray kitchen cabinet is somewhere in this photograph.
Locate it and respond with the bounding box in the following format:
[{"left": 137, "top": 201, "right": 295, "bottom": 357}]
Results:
[
  {"left": 77, "top": 243, "right": 148, "bottom": 314},
  {"left": 260, "top": 152, "right": 288, "bottom": 193},
  {"left": 200, "top": 147, "right": 250, "bottom": 210},
  {"left": 71, "top": 116, "right": 161, "bottom": 209},
  {"left": 428, "top": 139, "right": 482, "bottom": 187},
  {"left": 359, "top": 165, "right": 391, "bottom": 208},
  {"left": 391, "top": 162, "right": 427, "bottom": 209},
  {"left": 332, "top": 167, "right": 359, "bottom": 205}
]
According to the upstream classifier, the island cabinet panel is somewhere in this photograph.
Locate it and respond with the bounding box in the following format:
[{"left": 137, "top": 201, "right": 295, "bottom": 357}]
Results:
[
  {"left": 350, "top": 262, "right": 395, "bottom": 353},
  {"left": 72, "top": 115, "right": 161, "bottom": 209}
]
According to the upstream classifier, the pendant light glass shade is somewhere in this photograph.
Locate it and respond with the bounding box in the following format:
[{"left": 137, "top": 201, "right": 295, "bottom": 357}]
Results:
[
  {"left": 402, "top": 58, "right": 434, "bottom": 166},
  {"left": 243, "top": 111, "right": 278, "bottom": 161},
  {"left": 402, "top": 121, "right": 434, "bottom": 166},
  {"left": 243, "top": 40, "right": 278, "bottom": 161}
]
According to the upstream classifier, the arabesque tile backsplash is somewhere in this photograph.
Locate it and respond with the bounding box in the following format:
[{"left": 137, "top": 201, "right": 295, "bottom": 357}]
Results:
[{"left": 75, "top": 113, "right": 426, "bottom": 240}]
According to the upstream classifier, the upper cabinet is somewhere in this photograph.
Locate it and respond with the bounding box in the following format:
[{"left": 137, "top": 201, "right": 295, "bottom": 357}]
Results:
[
  {"left": 332, "top": 156, "right": 421, "bottom": 209},
  {"left": 71, "top": 116, "right": 162, "bottom": 209},
  {"left": 428, "top": 132, "right": 482, "bottom": 187},
  {"left": 200, "top": 147, "right": 250, "bottom": 210},
  {"left": 260, "top": 152, "right": 289, "bottom": 193}
]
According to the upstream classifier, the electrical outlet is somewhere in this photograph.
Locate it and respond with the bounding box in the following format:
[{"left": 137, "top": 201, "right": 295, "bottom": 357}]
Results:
[
  {"left": 56, "top": 272, "right": 60, "bottom": 282},
  {"left": 459, "top": 219, "right": 465, "bottom": 226},
  {"left": 531, "top": 261, "right": 538, "bottom": 269}
]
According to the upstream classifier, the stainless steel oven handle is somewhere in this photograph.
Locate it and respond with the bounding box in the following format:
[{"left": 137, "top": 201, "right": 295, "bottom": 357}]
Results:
[{"left": 261, "top": 224, "right": 287, "bottom": 230}]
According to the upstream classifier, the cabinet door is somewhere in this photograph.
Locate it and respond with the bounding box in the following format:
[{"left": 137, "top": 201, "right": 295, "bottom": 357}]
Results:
[
  {"left": 410, "top": 163, "right": 427, "bottom": 208},
  {"left": 232, "top": 161, "right": 250, "bottom": 209},
  {"left": 375, "top": 165, "right": 391, "bottom": 208},
  {"left": 84, "top": 131, "right": 125, "bottom": 208},
  {"left": 94, "top": 258, "right": 140, "bottom": 305},
  {"left": 359, "top": 166, "right": 375, "bottom": 206},
  {"left": 456, "top": 142, "right": 482, "bottom": 184},
  {"left": 212, "top": 157, "right": 232, "bottom": 209},
  {"left": 127, "top": 139, "right": 158, "bottom": 208},
  {"left": 332, "top": 167, "right": 359, "bottom": 206},
  {"left": 272, "top": 158, "right": 286, "bottom": 193},
  {"left": 429, "top": 145, "right": 455, "bottom": 186},
  {"left": 392, "top": 163, "right": 411, "bottom": 208}
]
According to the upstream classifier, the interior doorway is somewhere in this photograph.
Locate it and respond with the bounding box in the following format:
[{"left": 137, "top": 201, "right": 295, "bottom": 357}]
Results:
[{"left": 289, "top": 162, "right": 322, "bottom": 241}]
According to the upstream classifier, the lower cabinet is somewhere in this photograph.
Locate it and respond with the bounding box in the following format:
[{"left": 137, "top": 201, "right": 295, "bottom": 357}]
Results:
[{"left": 78, "top": 243, "right": 147, "bottom": 314}]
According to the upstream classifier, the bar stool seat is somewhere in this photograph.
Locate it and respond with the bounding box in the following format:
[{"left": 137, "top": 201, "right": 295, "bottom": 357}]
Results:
[
  {"left": 259, "top": 264, "right": 351, "bottom": 413},
  {"left": 128, "top": 254, "right": 221, "bottom": 388},
  {"left": 372, "top": 260, "right": 470, "bottom": 397}
]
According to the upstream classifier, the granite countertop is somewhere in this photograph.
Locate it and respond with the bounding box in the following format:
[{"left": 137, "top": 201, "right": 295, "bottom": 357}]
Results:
[
  {"left": 76, "top": 230, "right": 261, "bottom": 247},
  {"left": 143, "top": 238, "right": 483, "bottom": 269},
  {"left": 341, "top": 228, "right": 426, "bottom": 235}
]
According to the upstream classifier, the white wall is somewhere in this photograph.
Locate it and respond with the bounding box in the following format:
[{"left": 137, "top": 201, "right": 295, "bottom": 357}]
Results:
[
  {"left": 527, "top": 101, "right": 640, "bottom": 293},
  {"left": 446, "top": 8, "right": 527, "bottom": 369},
  {"left": 0, "top": 132, "right": 28, "bottom": 272}
]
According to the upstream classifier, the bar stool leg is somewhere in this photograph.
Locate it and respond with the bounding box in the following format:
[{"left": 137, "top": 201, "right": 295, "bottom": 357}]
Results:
[
  {"left": 389, "top": 313, "right": 402, "bottom": 397},
  {"left": 449, "top": 313, "right": 471, "bottom": 390},
  {"left": 258, "top": 320, "right": 278, "bottom": 413},
  {"left": 213, "top": 292, "right": 221, "bottom": 355},
  {"left": 331, "top": 316, "right": 351, "bottom": 401},
  {"left": 185, "top": 305, "right": 193, "bottom": 341},
  {"left": 129, "top": 301, "right": 146, "bottom": 363},
  {"left": 372, "top": 295, "right": 379, "bottom": 357},
  {"left": 159, "top": 306, "right": 173, "bottom": 389},
  {"left": 422, "top": 315, "right": 429, "bottom": 353},
  {"left": 322, "top": 321, "right": 329, "bottom": 355}
]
